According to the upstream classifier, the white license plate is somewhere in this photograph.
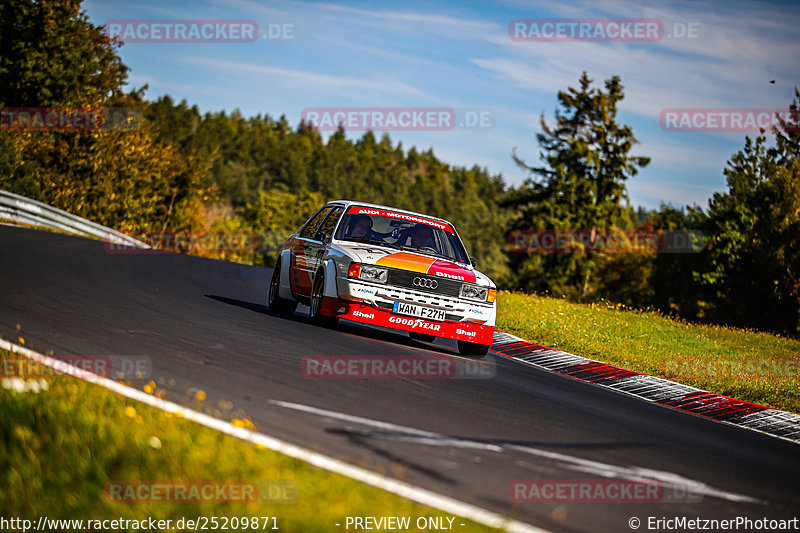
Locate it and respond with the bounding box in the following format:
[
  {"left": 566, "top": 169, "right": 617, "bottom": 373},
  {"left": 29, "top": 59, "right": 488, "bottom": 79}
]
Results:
[{"left": 393, "top": 302, "right": 446, "bottom": 321}]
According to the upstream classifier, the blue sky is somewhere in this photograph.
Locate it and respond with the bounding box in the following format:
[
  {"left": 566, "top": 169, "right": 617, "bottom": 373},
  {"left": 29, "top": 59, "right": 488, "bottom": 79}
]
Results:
[{"left": 83, "top": 0, "right": 800, "bottom": 210}]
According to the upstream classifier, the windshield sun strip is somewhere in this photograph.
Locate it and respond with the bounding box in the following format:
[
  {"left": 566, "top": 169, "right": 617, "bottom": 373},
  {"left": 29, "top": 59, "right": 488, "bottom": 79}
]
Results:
[{"left": 337, "top": 237, "right": 461, "bottom": 262}]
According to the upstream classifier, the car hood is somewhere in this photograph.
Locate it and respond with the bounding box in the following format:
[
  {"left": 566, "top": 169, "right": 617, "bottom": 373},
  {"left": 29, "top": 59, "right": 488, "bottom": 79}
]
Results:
[{"left": 338, "top": 243, "right": 492, "bottom": 286}]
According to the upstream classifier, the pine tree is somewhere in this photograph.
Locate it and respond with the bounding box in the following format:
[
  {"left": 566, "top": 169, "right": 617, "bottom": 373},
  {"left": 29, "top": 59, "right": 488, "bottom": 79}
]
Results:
[
  {"left": 505, "top": 72, "right": 650, "bottom": 298},
  {"left": 696, "top": 91, "right": 800, "bottom": 333}
]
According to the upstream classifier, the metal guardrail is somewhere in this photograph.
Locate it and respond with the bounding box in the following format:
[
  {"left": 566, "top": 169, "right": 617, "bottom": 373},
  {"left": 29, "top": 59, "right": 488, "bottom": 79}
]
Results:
[{"left": 0, "top": 190, "right": 149, "bottom": 248}]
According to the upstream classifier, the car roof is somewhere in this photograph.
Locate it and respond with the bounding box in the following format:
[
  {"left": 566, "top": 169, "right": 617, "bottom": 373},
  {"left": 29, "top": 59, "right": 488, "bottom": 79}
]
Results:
[{"left": 325, "top": 200, "right": 453, "bottom": 225}]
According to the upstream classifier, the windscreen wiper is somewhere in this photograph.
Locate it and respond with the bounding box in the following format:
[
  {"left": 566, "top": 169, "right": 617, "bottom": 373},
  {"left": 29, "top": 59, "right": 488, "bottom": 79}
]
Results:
[
  {"left": 344, "top": 237, "right": 455, "bottom": 261},
  {"left": 342, "top": 237, "right": 390, "bottom": 247},
  {"left": 391, "top": 243, "right": 453, "bottom": 261}
]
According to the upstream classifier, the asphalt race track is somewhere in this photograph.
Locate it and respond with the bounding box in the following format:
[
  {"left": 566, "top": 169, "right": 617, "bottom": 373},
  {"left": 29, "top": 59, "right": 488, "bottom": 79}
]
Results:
[{"left": 2, "top": 224, "right": 799, "bottom": 532}]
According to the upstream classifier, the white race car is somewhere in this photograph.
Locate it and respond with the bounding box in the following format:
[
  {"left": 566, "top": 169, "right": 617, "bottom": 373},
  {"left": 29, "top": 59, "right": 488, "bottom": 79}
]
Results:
[{"left": 268, "top": 201, "right": 496, "bottom": 356}]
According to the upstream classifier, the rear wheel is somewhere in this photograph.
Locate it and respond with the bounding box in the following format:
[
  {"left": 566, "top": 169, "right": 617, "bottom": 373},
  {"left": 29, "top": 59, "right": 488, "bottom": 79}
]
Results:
[
  {"left": 310, "top": 269, "right": 338, "bottom": 328},
  {"left": 409, "top": 332, "right": 436, "bottom": 343},
  {"left": 457, "top": 340, "right": 490, "bottom": 358},
  {"left": 268, "top": 260, "right": 297, "bottom": 315}
]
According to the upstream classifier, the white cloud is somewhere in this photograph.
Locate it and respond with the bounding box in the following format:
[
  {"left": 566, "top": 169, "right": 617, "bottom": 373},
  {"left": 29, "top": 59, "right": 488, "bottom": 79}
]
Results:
[
  {"left": 294, "top": 2, "right": 501, "bottom": 39},
  {"left": 98, "top": 0, "right": 797, "bottom": 210},
  {"left": 475, "top": 0, "right": 799, "bottom": 115},
  {"left": 185, "top": 56, "right": 431, "bottom": 101}
]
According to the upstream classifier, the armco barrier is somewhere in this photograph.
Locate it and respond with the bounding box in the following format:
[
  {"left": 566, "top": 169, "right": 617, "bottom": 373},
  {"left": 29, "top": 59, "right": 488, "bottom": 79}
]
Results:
[{"left": 0, "top": 190, "right": 148, "bottom": 248}]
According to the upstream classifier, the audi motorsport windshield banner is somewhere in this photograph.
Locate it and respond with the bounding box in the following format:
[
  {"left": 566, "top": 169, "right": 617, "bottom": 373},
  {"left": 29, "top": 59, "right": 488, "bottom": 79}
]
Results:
[{"left": 346, "top": 206, "right": 454, "bottom": 233}]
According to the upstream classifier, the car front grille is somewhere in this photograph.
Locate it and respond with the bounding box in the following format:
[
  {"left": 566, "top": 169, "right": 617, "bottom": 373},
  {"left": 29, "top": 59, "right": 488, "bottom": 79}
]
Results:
[{"left": 386, "top": 268, "right": 461, "bottom": 297}]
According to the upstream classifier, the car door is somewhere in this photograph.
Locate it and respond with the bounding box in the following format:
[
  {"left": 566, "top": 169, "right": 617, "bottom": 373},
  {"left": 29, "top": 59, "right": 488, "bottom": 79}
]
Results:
[
  {"left": 290, "top": 206, "right": 333, "bottom": 297},
  {"left": 307, "top": 206, "right": 344, "bottom": 285}
]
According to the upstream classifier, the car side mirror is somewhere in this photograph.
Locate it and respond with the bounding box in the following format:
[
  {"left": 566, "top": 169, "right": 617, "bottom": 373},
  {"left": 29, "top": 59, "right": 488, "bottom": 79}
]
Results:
[{"left": 470, "top": 258, "right": 477, "bottom": 268}]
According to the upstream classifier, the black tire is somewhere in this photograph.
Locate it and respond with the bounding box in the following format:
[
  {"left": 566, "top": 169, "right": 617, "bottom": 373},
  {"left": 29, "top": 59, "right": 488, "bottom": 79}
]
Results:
[
  {"left": 409, "top": 332, "right": 436, "bottom": 343},
  {"left": 457, "top": 340, "right": 490, "bottom": 357},
  {"left": 268, "top": 260, "right": 298, "bottom": 315},
  {"left": 309, "top": 269, "right": 338, "bottom": 328}
]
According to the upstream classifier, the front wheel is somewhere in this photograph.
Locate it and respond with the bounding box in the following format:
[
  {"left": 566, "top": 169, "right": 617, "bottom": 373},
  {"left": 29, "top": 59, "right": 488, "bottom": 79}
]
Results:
[
  {"left": 309, "top": 269, "right": 338, "bottom": 328},
  {"left": 457, "top": 340, "right": 490, "bottom": 358},
  {"left": 268, "top": 260, "right": 298, "bottom": 315}
]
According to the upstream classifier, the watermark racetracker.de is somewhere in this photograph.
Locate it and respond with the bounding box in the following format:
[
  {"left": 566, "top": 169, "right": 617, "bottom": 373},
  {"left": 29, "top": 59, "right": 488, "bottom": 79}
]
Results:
[
  {"left": 302, "top": 355, "right": 495, "bottom": 380},
  {"left": 662, "top": 357, "right": 800, "bottom": 382},
  {"left": 104, "top": 480, "right": 297, "bottom": 504},
  {"left": 660, "top": 108, "right": 800, "bottom": 132},
  {"left": 509, "top": 18, "right": 700, "bottom": 42},
  {"left": 507, "top": 230, "right": 704, "bottom": 254},
  {"left": 0, "top": 108, "right": 142, "bottom": 131},
  {"left": 105, "top": 20, "right": 257, "bottom": 42},
  {"left": 2, "top": 355, "right": 152, "bottom": 381},
  {"left": 300, "top": 107, "right": 494, "bottom": 131},
  {"left": 104, "top": 231, "right": 259, "bottom": 256},
  {"left": 104, "top": 19, "right": 295, "bottom": 42},
  {"left": 510, "top": 479, "right": 703, "bottom": 503}
]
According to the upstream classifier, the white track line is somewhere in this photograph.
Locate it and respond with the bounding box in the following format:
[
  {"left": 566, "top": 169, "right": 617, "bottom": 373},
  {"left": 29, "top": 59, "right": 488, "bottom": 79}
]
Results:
[
  {"left": 0, "top": 339, "right": 546, "bottom": 533},
  {"left": 270, "top": 400, "right": 504, "bottom": 451},
  {"left": 272, "top": 400, "right": 759, "bottom": 504}
]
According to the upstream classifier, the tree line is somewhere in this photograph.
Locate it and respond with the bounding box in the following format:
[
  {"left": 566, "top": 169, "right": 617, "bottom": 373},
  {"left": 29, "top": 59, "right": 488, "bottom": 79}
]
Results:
[{"left": 1, "top": 0, "right": 797, "bottom": 334}]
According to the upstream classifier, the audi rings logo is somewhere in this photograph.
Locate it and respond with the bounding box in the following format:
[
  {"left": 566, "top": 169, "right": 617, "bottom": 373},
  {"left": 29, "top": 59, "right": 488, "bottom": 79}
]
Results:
[{"left": 413, "top": 277, "right": 438, "bottom": 289}]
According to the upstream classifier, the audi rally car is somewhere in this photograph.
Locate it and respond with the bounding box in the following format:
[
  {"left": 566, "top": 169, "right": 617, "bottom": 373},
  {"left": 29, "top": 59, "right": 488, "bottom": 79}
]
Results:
[{"left": 268, "top": 201, "right": 497, "bottom": 356}]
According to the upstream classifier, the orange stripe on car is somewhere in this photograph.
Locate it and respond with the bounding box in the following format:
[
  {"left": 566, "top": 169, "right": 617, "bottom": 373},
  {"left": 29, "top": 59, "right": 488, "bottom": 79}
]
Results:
[{"left": 376, "top": 252, "right": 436, "bottom": 273}]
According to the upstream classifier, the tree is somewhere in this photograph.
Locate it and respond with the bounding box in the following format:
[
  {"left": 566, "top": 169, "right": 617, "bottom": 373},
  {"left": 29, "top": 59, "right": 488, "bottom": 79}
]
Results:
[
  {"left": 238, "top": 188, "right": 327, "bottom": 267},
  {"left": 643, "top": 204, "right": 706, "bottom": 317},
  {"left": 0, "top": 0, "right": 128, "bottom": 107},
  {"left": 0, "top": 0, "right": 208, "bottom": 234},
  {"left": 505, "top": 72, "right": 650, "bottom": 298},
  {"left": 144, "top": 96, "right": 511, "bottom": 279},
  {"left": 695, "top": 92, "right": 800, "bottom": 333}
]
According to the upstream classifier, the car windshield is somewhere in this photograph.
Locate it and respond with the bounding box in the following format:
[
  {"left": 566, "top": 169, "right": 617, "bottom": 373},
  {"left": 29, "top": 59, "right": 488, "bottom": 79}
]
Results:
[{"left": 335, "top": 209, "right": 470, "bottom": 264}]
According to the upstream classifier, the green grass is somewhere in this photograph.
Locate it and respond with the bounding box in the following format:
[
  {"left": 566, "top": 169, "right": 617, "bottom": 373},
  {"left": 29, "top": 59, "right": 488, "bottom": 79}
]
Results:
[
  {"left": 496, "top": 292, "right": 800, "bottom": 414},
  {"left": 0, "top": 349, "right": 505, "bottom": 533}
]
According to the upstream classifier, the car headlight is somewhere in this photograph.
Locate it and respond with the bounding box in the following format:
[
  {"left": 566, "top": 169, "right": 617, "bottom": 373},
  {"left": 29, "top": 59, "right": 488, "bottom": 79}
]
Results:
[
  {"left": 460, "top": 284, "right": 489, "bottom": 301},
  {"left": 348, "top": 263, "right": 387, "bottom": 283}
]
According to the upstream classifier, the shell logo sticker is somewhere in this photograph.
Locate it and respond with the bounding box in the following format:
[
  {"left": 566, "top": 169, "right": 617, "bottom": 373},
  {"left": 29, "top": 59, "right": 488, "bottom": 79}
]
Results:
[{"left": 428, "top": 259, "right": 476, "bottom": 283}]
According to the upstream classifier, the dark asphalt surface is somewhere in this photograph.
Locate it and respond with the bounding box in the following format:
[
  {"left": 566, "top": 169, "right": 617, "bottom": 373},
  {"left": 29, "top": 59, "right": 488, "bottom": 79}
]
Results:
[{"left": 1, "top": 224, "right": 799, "bottom": 532}]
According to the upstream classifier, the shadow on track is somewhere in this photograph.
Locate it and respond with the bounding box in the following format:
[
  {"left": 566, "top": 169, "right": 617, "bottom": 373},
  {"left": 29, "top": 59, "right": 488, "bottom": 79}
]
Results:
[{"left": 204, "top": 293, "right": 457, "bottom": 355}]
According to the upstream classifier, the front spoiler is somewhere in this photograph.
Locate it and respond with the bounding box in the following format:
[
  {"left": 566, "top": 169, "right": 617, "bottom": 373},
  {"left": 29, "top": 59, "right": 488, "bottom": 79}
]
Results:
[{"left": 321, "top": 298, "right": 494, "bottom": 345}]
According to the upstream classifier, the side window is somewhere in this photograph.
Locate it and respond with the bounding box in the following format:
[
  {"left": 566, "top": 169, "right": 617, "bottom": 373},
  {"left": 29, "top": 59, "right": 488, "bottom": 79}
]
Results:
[
  {"left": 299, "top": 207, "right": 333, "bottom": 239},
  {"left": 316, "top": 207, "right": 344, "bottom": 243},
  {"left": 335, "top": 214, "right": 356, "bottom": 239},
  {"left": 444, "top": 232, "right": 469, "bottom": 263}
]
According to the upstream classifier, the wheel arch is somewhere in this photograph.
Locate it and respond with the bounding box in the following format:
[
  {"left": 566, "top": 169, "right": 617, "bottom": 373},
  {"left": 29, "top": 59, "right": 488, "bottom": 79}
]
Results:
[
  {"left": 320, "top": 258, "right": 339, "bottom": 298},
  {"left": 278, "top": 249, "right": 294, "bottom": 300}
]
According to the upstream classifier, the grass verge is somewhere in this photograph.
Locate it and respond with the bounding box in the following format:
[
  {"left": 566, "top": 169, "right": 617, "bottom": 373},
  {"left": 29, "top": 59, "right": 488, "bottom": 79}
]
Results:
[
  {"left": 0, "top": 348, "right": 505, "bottom": 533},
  {"left": 496, "top": 292, "right": 800, "bottom": 415}
]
